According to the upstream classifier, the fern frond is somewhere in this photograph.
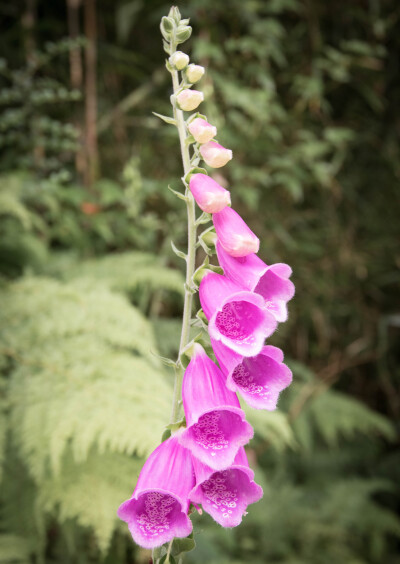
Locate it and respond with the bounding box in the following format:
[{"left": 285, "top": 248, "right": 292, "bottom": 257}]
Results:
[
  {"left": 37, "top": 449, "right": 143, "bottom": 554},
  {"left": 0, "top": 534, "right": 31, "bottom": 564},
  {"left": 61, "top": 252, "right": 184, "bottom": 296},
  {"left": 1, "top": 277, "right": 157, "bottom": 359},
  {"left": 307, "top": 389, "right": 395, "bottom": 447},
  {"left": 243, "top": 406, "right": 295, "bottom": 451},
  {"left": 1, "top": 278, "right": 172, "bottom": 481}
]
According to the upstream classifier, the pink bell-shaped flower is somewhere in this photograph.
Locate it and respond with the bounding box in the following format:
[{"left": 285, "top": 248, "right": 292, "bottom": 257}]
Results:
[
  {"left": 188, "top": 118, "right": 217, "bottom": 144},
  {"left": 189, "top": 447, "right": 263, "bottom": 527},
  {"left": 178, "top": 344, "right": 253, "bottom": 470},
  {"left": 212, "top": 338, "right": 292, "bottom": 410},
  {"left": 213, "top": 207, "right": 259, "bottom": 258},
  {"left": 199, "top": 273, "right": 277, "bottom": 357},
  {"left": 189, "top": 173, "right": 231, "bottom": 213},
  {"left": 216, "top": 241, "right": 295, "bottom": 321},
  {"left": 200, "top": 141, "right": 232, "bottom": 168},
  {"left": 117, "top": 436, "right": 195, "bottom": 549}
]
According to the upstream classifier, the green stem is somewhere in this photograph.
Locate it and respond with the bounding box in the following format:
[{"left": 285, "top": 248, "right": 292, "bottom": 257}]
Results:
[{"left": 169, "top": 45, "right": 197, "bottom": 425}]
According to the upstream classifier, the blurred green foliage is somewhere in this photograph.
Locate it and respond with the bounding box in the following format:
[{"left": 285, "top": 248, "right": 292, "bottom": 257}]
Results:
[{"left": 0, "top": 0, "right": 399, "bottom": 563}]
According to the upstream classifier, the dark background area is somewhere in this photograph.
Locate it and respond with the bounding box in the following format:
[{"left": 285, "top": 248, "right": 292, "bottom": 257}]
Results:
[{"left": 0, "top": 1, "right": 399, "bottom": 563}]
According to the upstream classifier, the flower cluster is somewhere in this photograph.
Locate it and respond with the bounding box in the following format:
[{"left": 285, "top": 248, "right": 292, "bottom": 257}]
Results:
[{"left": 118, "top": 8, "right": 295, "bottom": 553}]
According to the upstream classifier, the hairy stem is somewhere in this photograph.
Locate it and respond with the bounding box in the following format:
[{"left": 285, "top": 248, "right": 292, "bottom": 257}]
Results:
[{"left": 170, "top": 44, "right": 197, "bottom": 425}]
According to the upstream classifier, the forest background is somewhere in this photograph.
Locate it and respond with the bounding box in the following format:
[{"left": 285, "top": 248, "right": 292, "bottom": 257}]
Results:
[{"left": 0, "top": 1, "right": 399, "bottom": 563}]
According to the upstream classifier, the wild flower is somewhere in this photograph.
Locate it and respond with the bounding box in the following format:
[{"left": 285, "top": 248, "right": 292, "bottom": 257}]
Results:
[
  {"left": 117, "top": 436, "right": 194, "bottom": 549},
  {"left": 189, "top": 173, "right": 230, "bottom": 213},
  {"left": 199, "top": 272, "right": 277, "bottom": 356},
  {"left": 213, "top": 207, "right": 260, "bottom": 257},
  {"left": 189, "top": 447, "right": 263, "bottom": 527},
  {"left": 178, "top": 344, "right": 253, "bottom": 470},
  {"left": 199, "top": 140, "right": 233, "bottom": 168},
  {"left": 118, "top": 7, "right": 294, "bottom": 557}
]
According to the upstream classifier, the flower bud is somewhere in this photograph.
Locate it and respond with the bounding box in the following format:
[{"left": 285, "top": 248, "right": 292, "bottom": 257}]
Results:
[
  {"left": 187, "top": 118, "right": 217, "bottom": 144},
  {"left": 176, "top": 89, "right": 204, "bottom": 111},
  {"left": 169, "top": 51, "right": 190, "bottom": 70},
  {"left": 160, "top": 16, "right": 174, "bottom": 39},
  {"left": 213, "top": 207, "right": 259, "bottom": 257},
  {"left": 189, "top": 173, "right": 230, "bottom": 213},
  {"left": 186, "top": 64, "right": 205, "bottom": 83},
  {"left": 176, "top": 26, "right": 192, "bottom": 43},
  {"left": 200, "top": 141, "right": 232, "bottom": 168}
]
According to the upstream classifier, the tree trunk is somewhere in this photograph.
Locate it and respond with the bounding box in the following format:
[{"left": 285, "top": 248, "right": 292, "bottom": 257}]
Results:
[{"left": 84, "top": 0, "right": 98, "bottom": 186}]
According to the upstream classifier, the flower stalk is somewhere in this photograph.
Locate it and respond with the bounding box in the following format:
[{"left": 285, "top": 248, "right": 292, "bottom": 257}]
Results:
[{"left": 169, "top": 40, "right": 198, "bottom": 426}]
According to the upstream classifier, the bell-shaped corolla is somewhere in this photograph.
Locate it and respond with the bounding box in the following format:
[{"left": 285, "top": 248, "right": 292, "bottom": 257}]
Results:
[
  {"left": 117, "top": 436, "right": 194, "bottom": 549},
  {"left": 199, "top": 273, "right": 277, "bottom": 357},
  {"left": 178, "top": 344, "right": 253, "bottom": 470},
  {"left": 216, "top": 241, "right": 295, "bottom": 321},
  {"left": 189, "top": 447, "right": 262, "bottom": 527},
  {"left": 212, "top": 339, "right": 292, "bottom": 410}
]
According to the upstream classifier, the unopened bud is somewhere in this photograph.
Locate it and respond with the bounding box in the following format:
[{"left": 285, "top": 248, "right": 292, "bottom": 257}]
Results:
[
  {"left": 189, "top": 173, "right": 230, "bottom": 213},
  {"left": 176, "top": 26, "right": 192, "bottom": 43},
  {"left": 188, "top": 118, "right": 217, "bottom": 144},
  {"left": 176, "top": 89, "right": 204, "bottom": 111},
  {"left": 200, "top": 141, "right": 233, "bottom": 168},
  {"left": 186, "top": 64, "right": 205, "bottom": 83},
  {"left": 169, "top": 51, "right": 190, "bottom": 70},
  {"left": 161, "top": 16, "right": 174, "bottom": 33}
]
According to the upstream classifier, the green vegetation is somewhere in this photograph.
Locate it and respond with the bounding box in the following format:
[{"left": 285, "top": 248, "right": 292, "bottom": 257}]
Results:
[{"left": 0, "top": 1, "right": 399, "bottom": 562}]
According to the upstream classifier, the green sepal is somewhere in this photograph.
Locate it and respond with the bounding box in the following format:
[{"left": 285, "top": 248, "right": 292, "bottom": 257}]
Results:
[
  {"left": 162, "top": 39, "right": 171, "bottom": 54},
  {"left": 192, "top": 256, "right": 222, "bottom": 287},
  {"left": 159, "top": 554, "right": 177, "bottom": 564},
  {"left": 185, "top": 134, "right": 196, "bottom": 146},
  {"left": 161, "top": 16, "right": 174, "bottom": 33},
  {"left": 179, "top": 339, "right": 201, "bottom": 368},
  {"left": 195, "top": 212, "right": 212, "bottom": 226},
  {"left": 171, "top": 241, "right": 187, "bottom": 260},
  {"left": 176, "top": 26, "right": 192, "bottom": 43},
  {"left": 153, "top": 112, "right": 176, "bottom": 126},
  {"left": 194, "top": 308, "right": 208, "bottom": 330},
  {"left": 168, "top": 185, "right": 189, "bottom": 201},
  {"left": 186, "top": 112, "right": 208, "bottom": 125},
  {"left": 161, "top": 428, "right": 172, "bottom": 442},
  {"left": 166, "top": 417, "right": 186, "bottom": 434},
  {"left": 168, "top": 6, "right": 181, "bottom": 24},
  {"left": 197, "top": 227, "right": 217, "bottom": 256},
  {"left": 171, "top": 532, "right": 196, "bottom": 557},
  {"left": 190, "top": 156, "right": 201, "bottom": 167},
  {"left": 152, "top": 353, "right": 177, "bottom": 369},
  {"left": 184, "top": 282, "right": 197, "bottom": 295},
  {"left": 183, "top": 166, "right": 208, "bottom": 184}
]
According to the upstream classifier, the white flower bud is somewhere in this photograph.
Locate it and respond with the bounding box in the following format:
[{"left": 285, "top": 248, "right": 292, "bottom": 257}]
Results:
[
  {"left": 200, "top": 141, "right": 233, "bottom": 168},
  {"left": 186, "top": 64, "right": 205, "bottom": 83},
  {"left": 169, "top": 51, "right": 190, "bottom": 70},
  {"left": 176, "top": 89, "right": 204, "bottom": 111},
  {"left": 188, "top": 118, "right": 217, "bottom": 144}
]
